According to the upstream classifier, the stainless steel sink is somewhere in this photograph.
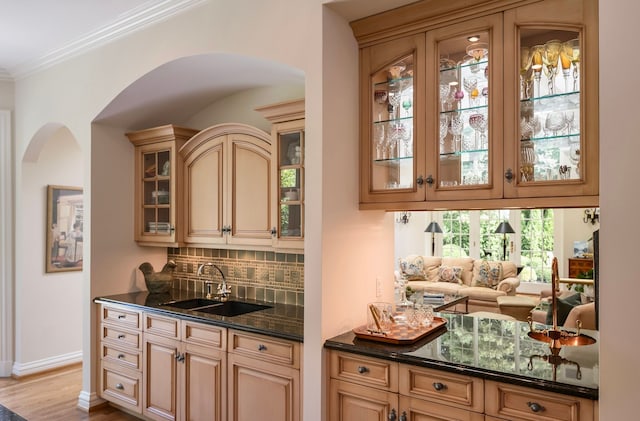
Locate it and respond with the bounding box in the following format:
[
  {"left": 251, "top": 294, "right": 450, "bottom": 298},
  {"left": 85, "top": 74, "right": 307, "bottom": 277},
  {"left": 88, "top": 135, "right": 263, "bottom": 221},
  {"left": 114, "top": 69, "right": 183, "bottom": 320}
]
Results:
[
  {"left": 161, "top": 298, "right": 221, "bottom": 309},
  {"left": 162, "top": 298, "right": 271, "bottom": 316},
  {"left": 196, "top": 301, "right": 272, "bottom": 317}
]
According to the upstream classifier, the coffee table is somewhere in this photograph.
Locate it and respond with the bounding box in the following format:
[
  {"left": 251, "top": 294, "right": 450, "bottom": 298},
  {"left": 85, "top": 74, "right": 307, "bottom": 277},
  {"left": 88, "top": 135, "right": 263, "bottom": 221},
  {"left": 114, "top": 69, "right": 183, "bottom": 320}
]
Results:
[{"left": 425, "top": 295, "right": 469, "bottom": 314}]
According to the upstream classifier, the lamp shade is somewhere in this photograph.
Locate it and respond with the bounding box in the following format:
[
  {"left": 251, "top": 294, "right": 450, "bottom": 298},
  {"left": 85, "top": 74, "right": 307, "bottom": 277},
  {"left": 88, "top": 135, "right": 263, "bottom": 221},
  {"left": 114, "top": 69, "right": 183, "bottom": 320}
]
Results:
[
  {"left": 425, "top": 221, "right": 443, "bottom": 233},
  {"left": 494, "top": 221, "right": 515, "bottom": 234}
]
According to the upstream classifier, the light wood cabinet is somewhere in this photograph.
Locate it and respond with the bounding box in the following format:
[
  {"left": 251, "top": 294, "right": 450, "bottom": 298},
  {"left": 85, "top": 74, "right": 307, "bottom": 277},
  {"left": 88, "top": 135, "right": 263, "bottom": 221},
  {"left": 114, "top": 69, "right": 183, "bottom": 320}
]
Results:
[
  {"left": 568, "top": 257, "right": 593, "bottom": 278},
  {"left": 142, "top": 313, "right": 227, "bottom": 421},
  {"left": 126, "top": 125, "right": 199, "bottom": 246},
  {"left": 227, "top": 329, "right": 301, "bottom": 421},
  {"left": 354, "top": 0, "right": 598, "bottom": 210},
  {"left": 256, "top": 99, "right": 305, "bottom": 250},
  {"left": 99, "top": 304, "right": 143, "bottom": 414},
  {"left": 179, "top": 124, "right": 273, "bottom": 248},
  {"left": 328, "top": 349, "right": 596, "bottom": 421}
]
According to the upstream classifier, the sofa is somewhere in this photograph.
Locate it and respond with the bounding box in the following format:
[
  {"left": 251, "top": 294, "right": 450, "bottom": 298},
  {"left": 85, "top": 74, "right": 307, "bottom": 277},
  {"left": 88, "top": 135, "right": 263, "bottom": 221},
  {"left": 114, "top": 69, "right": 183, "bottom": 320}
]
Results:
[
  {"left": 398, "top": 255, "right": 520, "bottom": 314},
  {"left": 530, "top": 289, "right": 597, "bottom": 330}
]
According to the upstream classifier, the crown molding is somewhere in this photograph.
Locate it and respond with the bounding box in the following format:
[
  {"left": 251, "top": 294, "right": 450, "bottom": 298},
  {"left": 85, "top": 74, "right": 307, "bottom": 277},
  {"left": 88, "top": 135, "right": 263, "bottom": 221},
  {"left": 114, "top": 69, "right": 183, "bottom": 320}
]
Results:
[{"left": 11, "top": 0, "right": 207, "bottom": 80}]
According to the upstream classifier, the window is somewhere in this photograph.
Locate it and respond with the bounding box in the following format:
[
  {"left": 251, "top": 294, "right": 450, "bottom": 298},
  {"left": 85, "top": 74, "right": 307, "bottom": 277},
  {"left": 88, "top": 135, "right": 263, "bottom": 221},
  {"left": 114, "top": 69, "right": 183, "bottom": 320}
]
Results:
[
  {"left": 442, "top": 211, "right": 470, "bottom": 257},
  {"left": 520, "top": 209, "right": 554, "bottom": 283},
  {"left": 479, "top": 210, "right": 509, "bottom": 260}
]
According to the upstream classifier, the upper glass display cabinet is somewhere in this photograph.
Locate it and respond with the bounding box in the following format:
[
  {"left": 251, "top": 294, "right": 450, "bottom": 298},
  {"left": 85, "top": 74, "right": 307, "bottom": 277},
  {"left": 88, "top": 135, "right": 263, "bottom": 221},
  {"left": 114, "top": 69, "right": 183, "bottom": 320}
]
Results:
[
  {"left": 518, "top": 30, "right": 581, "bottom": 184},
  {"left": 437, "top": 30, "right": 491, "bottom": 189},
  {"left": 370, "top": 53, "right": 415, "bottom": 191}
]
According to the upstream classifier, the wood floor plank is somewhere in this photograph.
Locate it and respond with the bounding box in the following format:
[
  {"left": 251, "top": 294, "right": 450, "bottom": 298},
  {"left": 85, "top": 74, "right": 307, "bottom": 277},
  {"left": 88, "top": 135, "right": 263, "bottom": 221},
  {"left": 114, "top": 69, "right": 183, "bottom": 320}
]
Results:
[{"left": 0, "top": 365, "right": 139, "bottom": 420}]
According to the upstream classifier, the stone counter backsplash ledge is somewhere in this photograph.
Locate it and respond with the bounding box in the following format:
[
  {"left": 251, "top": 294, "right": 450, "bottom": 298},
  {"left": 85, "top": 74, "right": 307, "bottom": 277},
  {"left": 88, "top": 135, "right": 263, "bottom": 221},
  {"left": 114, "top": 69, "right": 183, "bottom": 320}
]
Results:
[{"left": 168, "top": 247, "right": 304, "bottom": 306}]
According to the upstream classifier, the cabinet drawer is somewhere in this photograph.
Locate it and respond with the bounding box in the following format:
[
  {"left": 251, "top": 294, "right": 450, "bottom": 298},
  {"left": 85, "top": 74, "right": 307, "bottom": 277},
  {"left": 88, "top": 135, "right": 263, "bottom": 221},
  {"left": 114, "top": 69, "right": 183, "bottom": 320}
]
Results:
[
  {"left": 330, "top": 351, "right": 398, "bottom": 392},
  {"left": 400, "top": 395, "right": 484, "bottom": 421},
  {"left": 485, "top": 380, "right": 595, "bottom": 421},
  {"left": 101, "top": 304, "right": 141, "bottom": 330},
  {"left": 101, "top": 343, "right": 141, "bottom": 371},
  {"left": 143, "top": 312, "right": 179, "bottom": 338},
  {"left": 100, "top": 361, "right": 142, "bottom": 413},
  {"left": 183, "top": 320, "right": 226, "bottom": 350},
  {"left": 101, "top": 325, "right": 141, "bottom": 350},
  {"left": 400, "top": 364, "right": 484, "bottom": 412},
  {"left": 228, "top": 330, "right": 299, "bottom": 368}
]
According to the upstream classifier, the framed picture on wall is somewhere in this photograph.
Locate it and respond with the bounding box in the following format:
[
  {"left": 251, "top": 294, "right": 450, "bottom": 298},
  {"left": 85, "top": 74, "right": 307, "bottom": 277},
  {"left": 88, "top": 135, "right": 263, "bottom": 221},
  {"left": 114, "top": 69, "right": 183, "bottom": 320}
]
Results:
[{"left": 46, "top": 185, "right": 83, "bottom": 273}]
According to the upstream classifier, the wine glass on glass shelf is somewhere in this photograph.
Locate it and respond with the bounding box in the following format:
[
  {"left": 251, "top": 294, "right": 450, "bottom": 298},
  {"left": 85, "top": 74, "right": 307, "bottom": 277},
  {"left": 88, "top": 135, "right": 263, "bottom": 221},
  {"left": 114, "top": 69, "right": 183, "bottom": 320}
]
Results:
[
  {"left": 374, "top": 123, "right": 387, "bottom": 160},
  {"left": 439, "top": 114, "right": 449, "bottom": 153},
  {"left": 469, "top": 113, "right": 487, "bottom": 150},
  {"left": 519, "top": 46, "right": 533, "bottom": 99},
  {"left": 439, "top": 84, "right": 452, "bottom": 111},
  {"left": 569, "top": 140, "right": 581, "bottom": 176},
  {"left": 544, "top": 111, "right": 566, "bottom": 137},
  {"left": 530, "top": 45, "right": 544, "bottom": 97},
  {"left": 542, "top": 40, "right": 562, "bottom": 95},
  {"left": 449, "top": 114, "right": 464, "bottom": 153},
  {"left": 463, "top": 77, "right": 478, "bottom": 107},
  {"left": 563, "top": 38, "right": 580, "bottom": 92}
]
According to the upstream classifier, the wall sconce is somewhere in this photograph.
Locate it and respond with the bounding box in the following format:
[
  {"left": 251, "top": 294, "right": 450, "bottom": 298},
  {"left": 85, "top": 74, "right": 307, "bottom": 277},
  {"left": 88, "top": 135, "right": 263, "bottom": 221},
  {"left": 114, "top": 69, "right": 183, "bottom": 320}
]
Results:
[
  {"left": 396, "top": 211, "right": 411, "bottom": 224},
  {"left": 583, "top": 208, "right": 599, "bottom": 225}
]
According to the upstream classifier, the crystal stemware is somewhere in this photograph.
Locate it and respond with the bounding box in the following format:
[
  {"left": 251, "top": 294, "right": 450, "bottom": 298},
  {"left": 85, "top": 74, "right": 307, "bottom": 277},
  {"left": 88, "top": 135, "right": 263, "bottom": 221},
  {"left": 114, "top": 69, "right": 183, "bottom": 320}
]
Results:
[
  {"left": 563, "top": 38, "right": 580, "bottom": 92},
  {"left": 569, "top": 141, "right": 581, "bottom": 176},
  {"left": 543, "top": 39, "right": 562, "bottom": 95},
  {"left": 449, "top": 114, "right": 464, "bottom": 152},
  {"left": 544, "top": 111, "right": 566, "bottom": 136},
  {"left": 520, "top": 140, "right": 536, "bottom": 182},
  {"left": 463, "top": 77, "right": 478, "bottom": 107},
  {"left": 439, "top": 114, "right": 450, "bottom": 153},
  {"left": 530, "top": 45, "right": 544, "bottom": 97},
  {"left": 439, "top": 84, "right": 452, "bottom": 111},
  {"left": 469, "top": 113, "right": 487, "bottom": 149},
  {"left": 520, "top": 46, "right": 533, "bottom": 99},
  {"left": 402, "top": 97, "right": 413, "bottom": 117},
  {"left": 374, "top": 123, "right": 387, "bottom": 160},
  {"left": 401, "top": 121, "right": 413, "bottom": 157},
  {"left": 388, "top": 88, "right": 402, "bottom": 120}
]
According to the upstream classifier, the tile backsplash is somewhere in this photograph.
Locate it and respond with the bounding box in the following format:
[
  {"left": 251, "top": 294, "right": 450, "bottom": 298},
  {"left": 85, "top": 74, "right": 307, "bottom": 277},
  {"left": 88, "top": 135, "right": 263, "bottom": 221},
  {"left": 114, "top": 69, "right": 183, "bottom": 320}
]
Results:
[{"left": 168, "top": 247, "right": 304, "bottom": 306}]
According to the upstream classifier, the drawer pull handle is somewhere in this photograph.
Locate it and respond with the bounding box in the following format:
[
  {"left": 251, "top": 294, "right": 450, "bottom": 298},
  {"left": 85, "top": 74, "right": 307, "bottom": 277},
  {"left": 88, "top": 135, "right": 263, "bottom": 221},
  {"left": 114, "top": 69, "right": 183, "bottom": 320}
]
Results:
[
  {"left": 258, "top": 344, "right": 267, "bottom": 351},
  {"left": 388, "top": 408, "right": 397, "bottom": 421},
  {"left": 357, "top": 366, "right": 369, "bottom": 374},
  {"left": 117, "top": 354, "right": 125, "bottom": 359},
  {"left": 432, "top": 382, "right": 446, "bottom": 391},
  {"left": 117, "top": 315, "right": 126, "bottom": 319},
  {"left": 117, "top": 334, "right": 126, "bottom": 340},
  {"left": 115, "top": 383, "right": 124, "bottom": 390},
  {"left": 527, "top": 401, "right": 544, "bottom": 413}
]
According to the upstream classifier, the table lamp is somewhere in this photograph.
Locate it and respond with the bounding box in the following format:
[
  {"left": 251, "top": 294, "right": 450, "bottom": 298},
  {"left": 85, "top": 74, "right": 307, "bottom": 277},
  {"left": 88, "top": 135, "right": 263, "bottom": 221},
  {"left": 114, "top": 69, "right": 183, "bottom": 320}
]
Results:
[
  {"left": 425, "top": 221, "right": 443, "bottom": 256},
  {"left": 495, "top": 221, "right": 515, "bottom": 261}
]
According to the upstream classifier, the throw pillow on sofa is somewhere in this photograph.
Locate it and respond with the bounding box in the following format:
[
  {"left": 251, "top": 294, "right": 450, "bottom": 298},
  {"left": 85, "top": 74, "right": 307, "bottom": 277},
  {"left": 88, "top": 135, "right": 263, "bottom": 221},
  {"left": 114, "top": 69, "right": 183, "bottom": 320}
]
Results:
[
  {"left": 545, "top": 292, "right": 582, "bottom": 326},
  {"left": 472, "top": 260, "right": 503, "bottom": 288},
  {"left": 438, "top": 266, "right": 463, "bottom": 284},
  {"left": 399, "top": 255, "right": 426, "bottom": 281}
]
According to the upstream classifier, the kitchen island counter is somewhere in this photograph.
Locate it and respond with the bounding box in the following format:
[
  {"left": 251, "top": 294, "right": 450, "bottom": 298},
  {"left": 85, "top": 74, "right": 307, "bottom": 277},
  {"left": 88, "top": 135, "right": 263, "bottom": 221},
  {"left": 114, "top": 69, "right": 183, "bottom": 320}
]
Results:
[{"left": 325, "top": 313, "right": 598, "bottom": 400}]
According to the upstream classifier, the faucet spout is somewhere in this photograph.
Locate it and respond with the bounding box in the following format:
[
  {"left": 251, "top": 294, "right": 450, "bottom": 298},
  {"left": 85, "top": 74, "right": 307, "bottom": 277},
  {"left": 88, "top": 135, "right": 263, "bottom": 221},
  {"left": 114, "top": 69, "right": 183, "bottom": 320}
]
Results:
[{"left": 197, "top": 262, "right": 230, "bottom": 300}]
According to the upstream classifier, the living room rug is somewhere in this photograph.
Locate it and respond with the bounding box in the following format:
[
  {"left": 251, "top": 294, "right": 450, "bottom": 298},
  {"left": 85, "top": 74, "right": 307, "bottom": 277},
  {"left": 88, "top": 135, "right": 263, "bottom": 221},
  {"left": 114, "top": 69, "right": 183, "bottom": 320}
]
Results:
[{"left": 0, "top": 404, "right": 26, "bottom": 420}]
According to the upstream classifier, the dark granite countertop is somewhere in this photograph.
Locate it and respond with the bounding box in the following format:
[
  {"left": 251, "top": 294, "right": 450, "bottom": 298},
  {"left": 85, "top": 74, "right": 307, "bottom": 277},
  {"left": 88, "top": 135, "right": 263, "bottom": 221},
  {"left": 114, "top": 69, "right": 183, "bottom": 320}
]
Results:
[
  {"left": 95, "top": 289, "right": 303, "bottom": 342},
  {"left": 325, "top": 313, "right": 598, "bottom": 400}
]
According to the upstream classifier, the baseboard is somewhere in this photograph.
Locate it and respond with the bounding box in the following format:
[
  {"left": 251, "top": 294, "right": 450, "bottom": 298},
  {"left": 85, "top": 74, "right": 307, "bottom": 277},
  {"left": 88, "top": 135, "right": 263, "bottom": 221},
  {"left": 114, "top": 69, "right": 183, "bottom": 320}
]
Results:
[
  {"left": 11, "top": 350, "right": 82, "bottom": 378},
  {"left": 77, "top": 390, "right": 105, "bottom": 412}
]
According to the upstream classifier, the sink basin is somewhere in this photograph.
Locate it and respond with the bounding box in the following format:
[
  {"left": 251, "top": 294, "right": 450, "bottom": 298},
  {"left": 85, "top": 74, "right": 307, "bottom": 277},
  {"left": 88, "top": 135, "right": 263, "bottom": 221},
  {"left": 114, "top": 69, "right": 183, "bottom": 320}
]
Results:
[
  {"left": 162, "top": 298, "right": 221, "bottom": 310},
  {"left": 195, "top": 301, "right": 272, "bottom": 317}
]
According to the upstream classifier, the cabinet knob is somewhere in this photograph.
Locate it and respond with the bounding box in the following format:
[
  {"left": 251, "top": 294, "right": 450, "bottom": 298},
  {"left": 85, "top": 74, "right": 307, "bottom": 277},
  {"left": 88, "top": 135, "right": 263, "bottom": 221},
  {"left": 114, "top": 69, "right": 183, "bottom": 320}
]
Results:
[
  {"left": 399, "top": 411, "right": 407, "bottom": 421},
  {"left": 416, "top": 175, "right": 425, "bottom": 186},
  {"left": 117, "top": 334, "right": 126, "bottom": 340},
  {"left": 271, "top": 227, "right": 277, "bottom": 236},
  {"left": 505, "top": 168, "right": 514, "bottom": 183},
  {"left": 117, "top": 314, "right": 126, "bottom": 319},
  {"left": 432, "top": 382, "right": 446, "bottom": 391},
  {"left": 117, "top": 354, "right": 125, "bottom": 359},
  {"left": 258, "top": 344, "right": 267, "bottom": 351},
  {"left": 527, "top": 401, "right": 544, "bottom": 413},
  {"left": 357, "top": 366, "right": 369, "bottom": 374},
  {"left": 425, "top": 174, "right": 434, "bottom": 186},
  {"left": 115, "top": 383, "right": 124, "bottom": 390},
  {"left": 388, "top": 408, "right": 397, "bottom": 421}
]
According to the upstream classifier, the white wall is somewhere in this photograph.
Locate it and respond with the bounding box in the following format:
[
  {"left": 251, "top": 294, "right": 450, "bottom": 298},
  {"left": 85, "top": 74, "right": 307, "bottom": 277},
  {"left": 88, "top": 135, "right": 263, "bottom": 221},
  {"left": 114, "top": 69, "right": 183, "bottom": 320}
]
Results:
[
  {"left": 0, "top": 81, "right": 14, "bottom": 109},
  {"left": 15, "top": 126, "right": 83, "bottom": 374}
]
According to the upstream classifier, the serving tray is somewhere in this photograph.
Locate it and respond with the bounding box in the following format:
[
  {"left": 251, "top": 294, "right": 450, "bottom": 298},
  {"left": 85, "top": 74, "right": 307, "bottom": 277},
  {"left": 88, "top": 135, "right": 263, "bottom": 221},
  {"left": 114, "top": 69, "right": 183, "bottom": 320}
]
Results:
[{"left": 352, "top": 316, "right": 447, "bottom": 344}]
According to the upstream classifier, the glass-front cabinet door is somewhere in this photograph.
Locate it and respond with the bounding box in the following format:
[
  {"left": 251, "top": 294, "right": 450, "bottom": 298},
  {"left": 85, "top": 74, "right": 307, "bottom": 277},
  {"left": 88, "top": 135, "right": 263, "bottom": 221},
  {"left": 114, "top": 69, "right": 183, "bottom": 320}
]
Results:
[
  {"left": 278, "top": 128, "right": 304, "bottom": 244},
  {"left": 360, "top": 34, "right": 426, "bottom": 204},
  {"left": 503, "top": 0, "right": 598, "bottom": 200},
  {"left": 427, "top": 14, "right": 503, "bottom": 201}
]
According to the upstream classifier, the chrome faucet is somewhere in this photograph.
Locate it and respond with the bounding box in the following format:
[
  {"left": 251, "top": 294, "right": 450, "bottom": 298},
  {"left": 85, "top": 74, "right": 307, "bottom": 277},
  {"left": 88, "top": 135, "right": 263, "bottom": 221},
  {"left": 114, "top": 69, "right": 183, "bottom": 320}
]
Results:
[{"left": 197, "top": 262, "right": 231, "bottom": 301}]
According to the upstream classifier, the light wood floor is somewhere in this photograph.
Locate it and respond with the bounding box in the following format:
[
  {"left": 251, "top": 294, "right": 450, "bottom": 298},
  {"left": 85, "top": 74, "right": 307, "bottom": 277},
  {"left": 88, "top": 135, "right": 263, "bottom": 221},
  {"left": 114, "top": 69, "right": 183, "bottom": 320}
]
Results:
[{"left": 0, "top": 364, "right": 139, "bottom": 420}]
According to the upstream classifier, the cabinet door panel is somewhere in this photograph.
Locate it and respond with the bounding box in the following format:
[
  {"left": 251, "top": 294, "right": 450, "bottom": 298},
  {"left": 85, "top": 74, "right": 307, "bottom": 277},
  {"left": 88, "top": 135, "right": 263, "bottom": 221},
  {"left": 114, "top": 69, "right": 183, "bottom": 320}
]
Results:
[
  {"left": 183, "top": 140, "right": 225, "bottom": 244},
  {"left": 227, "top": 133, "right": 273, "bottom": 246},
  {"left": 330, "top": 379, "right": 398, "bottom": 421},
  {"left": 183, "top": 346, "right": 226, "bottom": 421},
  {"left": 143, "top": 334, "right": 178, "bottom": 421},
  {"left": 228, "top": 353, "right": 299, "bottom": 421},
  {"left": 400, "top": 395, "right": 484, "bottom": 421}
]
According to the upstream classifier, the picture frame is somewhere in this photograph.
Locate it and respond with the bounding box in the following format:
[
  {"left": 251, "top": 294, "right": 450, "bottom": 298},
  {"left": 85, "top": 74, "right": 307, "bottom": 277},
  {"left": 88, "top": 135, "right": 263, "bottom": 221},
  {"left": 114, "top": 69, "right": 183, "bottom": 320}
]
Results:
[{"left": 46, "top": 185, "right": 83, "bottom": 273}]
